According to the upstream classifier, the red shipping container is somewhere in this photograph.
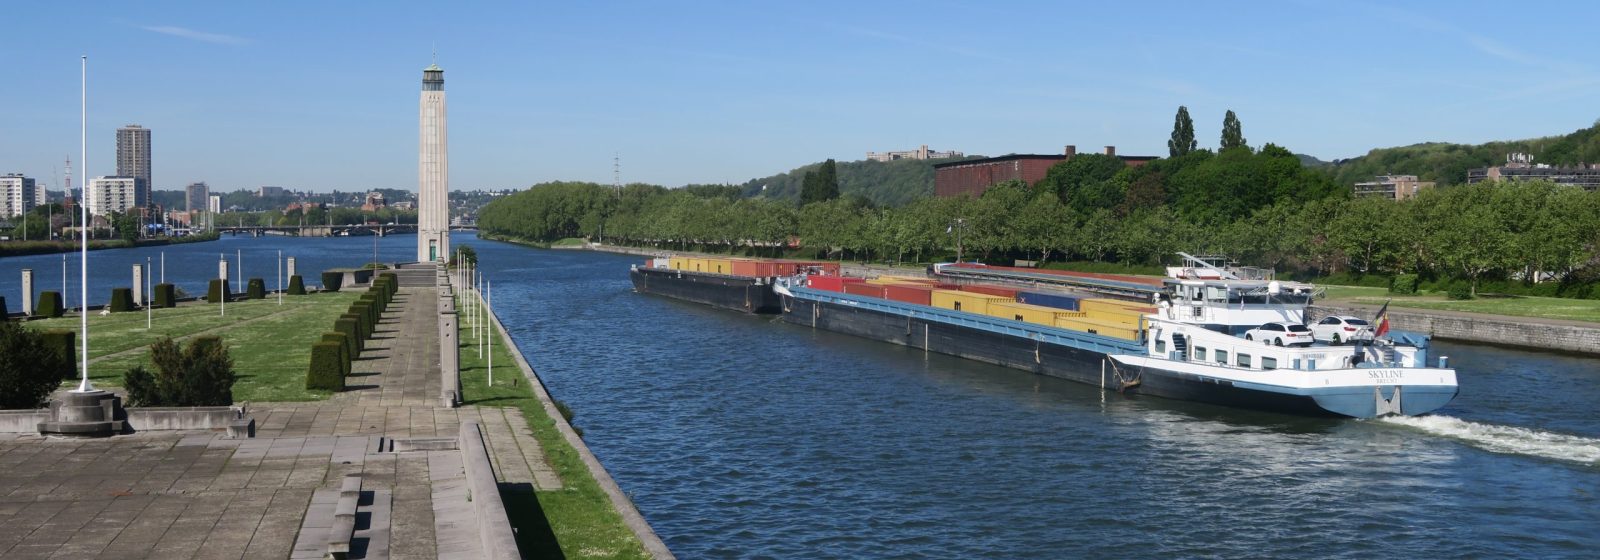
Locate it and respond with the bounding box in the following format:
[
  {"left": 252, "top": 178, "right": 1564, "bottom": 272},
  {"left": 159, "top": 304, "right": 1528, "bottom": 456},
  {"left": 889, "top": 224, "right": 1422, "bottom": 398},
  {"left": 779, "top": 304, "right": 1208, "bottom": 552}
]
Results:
[
  {"left": 884, "top": 284, "right": 932, "bottom": 305},
  {"left": 843, "top": 283, "right": 889, "bottom": 299},
  {"left": 961, "top": 284, "right": 1020, "bottom": 298},
  {"left": 807, "top": 276, "right": 865, "bottom": 292}
]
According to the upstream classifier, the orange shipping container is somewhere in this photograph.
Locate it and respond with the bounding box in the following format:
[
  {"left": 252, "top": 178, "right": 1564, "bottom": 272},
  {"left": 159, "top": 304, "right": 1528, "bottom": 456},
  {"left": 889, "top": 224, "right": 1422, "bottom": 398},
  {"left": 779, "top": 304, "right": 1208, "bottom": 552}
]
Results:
[
  {"left": 884, "top": 284, "right": 933, "bottom": 305},
  {"left": 843, "top": 283, "right": 889, "bottom": 299}
]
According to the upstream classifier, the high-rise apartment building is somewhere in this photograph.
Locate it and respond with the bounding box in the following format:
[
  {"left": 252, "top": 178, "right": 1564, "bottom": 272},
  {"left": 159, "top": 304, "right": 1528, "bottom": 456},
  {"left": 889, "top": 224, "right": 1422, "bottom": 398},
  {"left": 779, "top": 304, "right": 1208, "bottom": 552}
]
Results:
[
  {"left": 186, "top": 182, "right": 210, "bottom": 212},
  {"left": 0, "top": 174, "right": 39, "bottom": 217},
  {"left": 417, "top": 63, "right": 450, "bottom": 262},
  {"left": 208, "top": 194, "right": 221, "bottom": 214},
  {"left": 87, "top": 176, "right": 144, "bottom": 217},
  {"left": 117, "top": 124, "right": 152, "bottom": 206}
]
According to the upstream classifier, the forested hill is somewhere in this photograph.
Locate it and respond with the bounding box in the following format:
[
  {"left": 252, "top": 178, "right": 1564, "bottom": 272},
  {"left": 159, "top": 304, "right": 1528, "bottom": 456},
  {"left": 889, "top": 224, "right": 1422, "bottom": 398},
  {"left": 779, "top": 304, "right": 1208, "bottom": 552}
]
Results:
[
  {"left": 736, "top": 156, "right": 985, "bottom": 207},
  {"left": 1323, "top": 121, "right": 1600, "bottom": 186}
]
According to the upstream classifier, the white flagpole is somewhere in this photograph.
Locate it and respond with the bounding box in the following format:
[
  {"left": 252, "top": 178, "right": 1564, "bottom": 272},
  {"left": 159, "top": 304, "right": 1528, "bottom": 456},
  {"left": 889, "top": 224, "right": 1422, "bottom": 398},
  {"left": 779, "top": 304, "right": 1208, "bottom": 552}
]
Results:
[
  {"left": 236, "top": 249, "right": 242, "bottom": 293},
  {"left": 75, "top": 55, "right": 93, "bottom": 393},
  {"left": 146, "top": 256, "right": 152, "bottom": 329},
  {"left": 277, "top": 250, "right": 283, "bottom": 305},
  {"left": 486, "top": 278, "right": 492, "bottom": 386}
]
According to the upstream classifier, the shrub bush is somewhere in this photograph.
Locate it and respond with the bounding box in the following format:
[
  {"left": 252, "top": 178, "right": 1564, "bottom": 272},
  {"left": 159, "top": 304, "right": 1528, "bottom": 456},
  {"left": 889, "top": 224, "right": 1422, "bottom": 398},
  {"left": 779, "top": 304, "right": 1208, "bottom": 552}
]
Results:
[
  {"left": 37, "top": 291, "right": 64, "bottom": 318},
  {"left": 124, "top": 336, "right": 237, "bottom": 406},
  {"left": 287, "top": 275, "right": 306, "bottom": 295},
  {"left": 42, "top": 330, "right": 76, "bottom": 379},
  {"left": 1391, "top": 274, "right": 1418, "bottom": 295},
  {"left": 153, "top": 283, "right": 177, "bottom": 308},
  {"left": 109, "top": 288, "right": 135, "bottom": 312},
  {"left": 322, "top": 271, "right": 342, "bottom": 292},
  {"left": 320, "top": 332, "right": 351, "bottom": 379},
  {"left": 1447, "top": 282, "right": 1474, "bottom": 300},
  {"left": 0, "top": 321, "right": 72, "bottom": 409},
  {"left": 305, "top": 341, "right": 345, "bottom": 391},
  {"left": 207, "top": 279, "right": 229, "bottom": 303},
  {"left": 247, "top": 278, "right": 266, "bottom": 299},
  {"left": 0, "top": 295, "right": 6, "bottom": 317},
  {"left": 335, "top": 316, "right": 362, "bottom": 355}
]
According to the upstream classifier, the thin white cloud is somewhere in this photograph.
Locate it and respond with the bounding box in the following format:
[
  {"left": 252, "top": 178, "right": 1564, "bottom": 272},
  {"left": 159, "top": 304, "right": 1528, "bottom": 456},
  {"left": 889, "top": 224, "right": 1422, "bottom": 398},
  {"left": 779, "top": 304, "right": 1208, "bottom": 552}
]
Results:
[{"left": 140, "top": 25, "right": 249, "bottom": 46}]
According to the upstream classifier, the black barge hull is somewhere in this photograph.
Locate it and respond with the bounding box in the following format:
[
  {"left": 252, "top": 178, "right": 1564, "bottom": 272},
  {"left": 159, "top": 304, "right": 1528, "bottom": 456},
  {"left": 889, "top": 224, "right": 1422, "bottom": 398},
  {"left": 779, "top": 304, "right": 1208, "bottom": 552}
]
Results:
[{"left": 630, "top": 267, "right": 782, "bottom": 314}]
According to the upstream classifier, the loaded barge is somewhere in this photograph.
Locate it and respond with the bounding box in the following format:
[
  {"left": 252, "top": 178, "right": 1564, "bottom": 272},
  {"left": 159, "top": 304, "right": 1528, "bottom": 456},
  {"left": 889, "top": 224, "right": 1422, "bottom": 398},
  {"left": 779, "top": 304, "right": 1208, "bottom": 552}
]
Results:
[
  {"left": 629, "top": 256, "right": 835, "bottom": 314},
  {"left": 632, "top": 255, "right": 1458, "bottom": 418}
]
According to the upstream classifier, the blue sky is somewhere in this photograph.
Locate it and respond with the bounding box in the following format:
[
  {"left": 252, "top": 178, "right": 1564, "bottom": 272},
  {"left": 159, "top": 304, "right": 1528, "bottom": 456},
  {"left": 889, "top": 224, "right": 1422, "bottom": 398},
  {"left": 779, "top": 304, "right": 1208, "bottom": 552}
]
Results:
[{"left": 3, "top": 1, "right": 1597, "bottom": 193}]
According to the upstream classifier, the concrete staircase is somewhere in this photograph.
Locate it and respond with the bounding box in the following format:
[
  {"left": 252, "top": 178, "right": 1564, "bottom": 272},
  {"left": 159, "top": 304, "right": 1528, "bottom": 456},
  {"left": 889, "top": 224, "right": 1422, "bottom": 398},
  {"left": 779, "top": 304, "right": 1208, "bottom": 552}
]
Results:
[{"left": 394, "top": 264, "right": 437, "bottom": 288}]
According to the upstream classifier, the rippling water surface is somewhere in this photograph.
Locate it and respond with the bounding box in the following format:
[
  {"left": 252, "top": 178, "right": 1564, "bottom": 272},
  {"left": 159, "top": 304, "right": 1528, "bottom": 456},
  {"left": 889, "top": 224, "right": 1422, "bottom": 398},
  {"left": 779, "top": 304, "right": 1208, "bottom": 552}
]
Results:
[{"left": 127, "top": 232, "right": 1584, "bottom": 559}]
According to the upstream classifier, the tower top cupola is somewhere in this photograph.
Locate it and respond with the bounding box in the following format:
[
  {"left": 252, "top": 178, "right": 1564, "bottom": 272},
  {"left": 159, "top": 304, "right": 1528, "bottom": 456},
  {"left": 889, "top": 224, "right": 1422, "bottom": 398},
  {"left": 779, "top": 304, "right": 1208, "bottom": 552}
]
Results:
[{"left": 423, "top": 63, "right": 443, "bottom": 91}]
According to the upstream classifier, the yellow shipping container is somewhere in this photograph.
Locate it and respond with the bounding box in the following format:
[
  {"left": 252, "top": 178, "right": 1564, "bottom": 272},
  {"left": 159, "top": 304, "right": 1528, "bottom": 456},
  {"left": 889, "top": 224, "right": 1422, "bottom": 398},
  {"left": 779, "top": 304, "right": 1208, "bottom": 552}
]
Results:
[
  {"left": 668, "top": 257, "right": 690, "bottom": 271},
  {"left": 704, "top": 258, "right": 733, "bottom": 275},
  {"left": 986, "top": 302, "right": 1071, "bottom": 326},
  {"left": 1083, "top": 307, "right": 1145, "bottom": 328},
  {"left": 1080, "top": 298, "right": 1148, "bottom": 313},
  {"left": 1054, "top": 317, "right": 1139, "bottom": 341},
  {"left": 930, "top": 290, "right": 1011, "bottom": 315}
]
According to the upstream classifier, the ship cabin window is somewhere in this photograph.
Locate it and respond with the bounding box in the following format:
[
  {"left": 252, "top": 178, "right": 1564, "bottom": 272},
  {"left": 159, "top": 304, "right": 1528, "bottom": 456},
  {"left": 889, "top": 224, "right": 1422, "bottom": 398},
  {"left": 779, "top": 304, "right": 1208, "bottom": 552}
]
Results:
[
  {"left": 1262, "top": 357, "right": 1277, "bottom": 370},
  {"left": 1194, "top": 347, "right": 1207, "bottom": 361},
  {"left": 1215, "top": 350, "right": 1228, "bottom": 364},
  {"left": 1156, "top": 339, "right": 1166, "bottom": 353},
  {"left": 1237, "top": 354, "right": 1252, "bottom": 368},
  {"left": 1292, "top": 359, "right": 1301, "bottom": 370}
]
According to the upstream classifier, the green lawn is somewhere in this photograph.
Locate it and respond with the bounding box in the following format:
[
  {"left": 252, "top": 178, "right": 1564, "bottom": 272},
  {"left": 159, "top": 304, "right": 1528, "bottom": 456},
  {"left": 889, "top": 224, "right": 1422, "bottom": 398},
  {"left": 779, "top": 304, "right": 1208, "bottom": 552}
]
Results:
[
  {"left": 1318, "top": 285, "right": 1600, "bottom": 324},
  {"left": 456, "top": 293, "right": 651, "bottom": 560},
  {"left": 28, "top": 291, "right": 361, "bottom": 401}
]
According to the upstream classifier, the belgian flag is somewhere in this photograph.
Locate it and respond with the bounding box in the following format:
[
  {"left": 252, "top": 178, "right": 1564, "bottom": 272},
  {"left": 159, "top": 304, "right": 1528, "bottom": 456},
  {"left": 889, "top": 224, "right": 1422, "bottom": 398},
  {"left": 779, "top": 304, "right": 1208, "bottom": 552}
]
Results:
[{"left": 1374, "top": 300, "right": 1391, "bottom": 337}]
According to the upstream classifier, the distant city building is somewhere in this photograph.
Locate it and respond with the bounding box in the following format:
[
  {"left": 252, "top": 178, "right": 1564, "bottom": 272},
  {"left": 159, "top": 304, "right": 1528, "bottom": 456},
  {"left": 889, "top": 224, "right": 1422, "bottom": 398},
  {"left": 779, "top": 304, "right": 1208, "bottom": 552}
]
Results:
[
  {"left": 185, "top": 182, "right": 209, "bottom": 212},
  {"left": 166, "top": 210, "right": 192, "bottom": 227},
  {"left": 1467, "top": 153, "right": 1600, "bottom": 189},
  {"left": 208, "top": 194, "right": 222, "bottom": 214},
  {"left": 257, "top": 186, "right": 286, "bottom": 197},
  {"left": 392, "top": 200, "right": 416, "bottom": 211},
  {"left": 0, "top": 174, "right": 40, "bottom": 217},
  {"left": 116, "top": 124, "right": 152, "bottom": 204},
  {"left": 1354, "top": 175, "right": 1434, "bottom": 200},
  {"left": 86, "top": 176, "right": 144, "bottom": 217},
  {"left": 867, "top": 144, "right": 964, "bottom": 162},
  {"left": 361, "top": 191, "right": 388, "bottom": 212},
  {"left": 934, "top": 145, "right": 1156, "bottom": 197}
]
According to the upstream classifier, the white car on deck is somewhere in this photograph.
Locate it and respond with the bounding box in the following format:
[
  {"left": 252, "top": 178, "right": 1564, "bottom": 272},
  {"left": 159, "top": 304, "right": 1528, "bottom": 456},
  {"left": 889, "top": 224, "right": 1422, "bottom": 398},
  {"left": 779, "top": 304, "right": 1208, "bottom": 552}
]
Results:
[
  {"left": 1244, "top": 322, "right": 1315, "bottom": 347},
  {"left": 1311, "top": 315, "right": 1374, "bottom": 344}
]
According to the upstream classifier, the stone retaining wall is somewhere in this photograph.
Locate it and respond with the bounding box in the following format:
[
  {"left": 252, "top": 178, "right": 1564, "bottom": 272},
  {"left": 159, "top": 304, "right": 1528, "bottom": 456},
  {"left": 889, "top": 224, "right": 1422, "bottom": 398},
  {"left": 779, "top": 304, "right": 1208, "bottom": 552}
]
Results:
[{"left": 1308, "top": 305, "right": 1600, "bottom": 355}]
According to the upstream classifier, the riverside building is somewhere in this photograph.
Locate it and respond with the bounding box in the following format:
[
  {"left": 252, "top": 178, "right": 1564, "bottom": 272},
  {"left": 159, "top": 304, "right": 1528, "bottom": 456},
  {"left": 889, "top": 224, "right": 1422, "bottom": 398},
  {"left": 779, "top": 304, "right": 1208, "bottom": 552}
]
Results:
[
  {"left": 87, "top": 176, "right": 144, "bottom": 217},
  {"left": 0, "top": 174, "right": 41, "bottom": 217}
]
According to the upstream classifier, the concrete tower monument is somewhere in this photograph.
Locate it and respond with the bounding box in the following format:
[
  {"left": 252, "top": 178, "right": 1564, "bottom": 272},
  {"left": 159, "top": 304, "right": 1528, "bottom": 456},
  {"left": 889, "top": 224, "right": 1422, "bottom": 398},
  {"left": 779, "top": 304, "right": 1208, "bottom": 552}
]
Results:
[{"left": 417, "top": 62, "right": 450, "bottom": 262}]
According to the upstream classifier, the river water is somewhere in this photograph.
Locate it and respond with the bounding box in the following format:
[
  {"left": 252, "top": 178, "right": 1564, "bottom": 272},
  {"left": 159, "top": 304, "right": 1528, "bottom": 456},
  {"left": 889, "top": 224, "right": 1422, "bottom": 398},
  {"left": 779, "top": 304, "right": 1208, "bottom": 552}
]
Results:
[{"left": 6, "top": 233, "right": 1596, "bottom": 558}]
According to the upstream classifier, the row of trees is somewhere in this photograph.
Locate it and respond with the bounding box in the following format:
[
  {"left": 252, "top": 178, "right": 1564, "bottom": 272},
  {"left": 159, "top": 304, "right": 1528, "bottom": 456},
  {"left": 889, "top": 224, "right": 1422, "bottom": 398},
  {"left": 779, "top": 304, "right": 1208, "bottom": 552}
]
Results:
[{"left": 479, "top": 175, "right": 1600, "bottom": 294}]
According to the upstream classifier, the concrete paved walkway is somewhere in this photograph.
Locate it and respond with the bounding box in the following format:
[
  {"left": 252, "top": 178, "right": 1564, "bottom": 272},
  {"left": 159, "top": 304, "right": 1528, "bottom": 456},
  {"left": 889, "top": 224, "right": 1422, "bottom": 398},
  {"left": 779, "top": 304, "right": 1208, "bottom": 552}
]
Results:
[{"left": 0, "top": 285, "right": 560, "bottom": 559}]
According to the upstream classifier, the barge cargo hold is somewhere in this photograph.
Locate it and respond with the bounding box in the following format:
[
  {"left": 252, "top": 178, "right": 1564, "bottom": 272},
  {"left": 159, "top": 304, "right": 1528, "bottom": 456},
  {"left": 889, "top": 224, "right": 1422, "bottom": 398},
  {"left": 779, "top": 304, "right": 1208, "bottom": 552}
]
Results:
[{"left": 629, "top": 266, "right": 782, "bottom": 314}]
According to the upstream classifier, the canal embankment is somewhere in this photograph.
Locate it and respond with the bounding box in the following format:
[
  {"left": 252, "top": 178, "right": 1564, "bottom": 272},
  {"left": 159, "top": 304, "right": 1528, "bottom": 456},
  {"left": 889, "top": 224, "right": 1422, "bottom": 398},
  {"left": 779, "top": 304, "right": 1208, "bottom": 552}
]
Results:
[{"left": 1309, "top": 303, "right": 1600, "bottom": 356}]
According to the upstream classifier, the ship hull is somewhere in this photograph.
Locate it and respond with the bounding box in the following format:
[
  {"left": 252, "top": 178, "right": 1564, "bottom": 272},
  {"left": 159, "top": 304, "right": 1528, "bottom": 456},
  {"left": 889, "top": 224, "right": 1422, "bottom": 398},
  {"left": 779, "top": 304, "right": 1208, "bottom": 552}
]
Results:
[
  {"left": 630, "top": 267, "right": 781, "bottom": 314},
  {"left": 781, "top": 294, "right": 1445, "bottom": 418}
]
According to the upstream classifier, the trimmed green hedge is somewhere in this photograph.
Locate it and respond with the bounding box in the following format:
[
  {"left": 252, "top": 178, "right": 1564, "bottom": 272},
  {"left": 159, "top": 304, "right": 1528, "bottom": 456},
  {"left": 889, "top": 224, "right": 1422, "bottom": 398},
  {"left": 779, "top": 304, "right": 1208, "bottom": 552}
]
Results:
[
  {"left": 321, "top": 332, "right": 351, "bottom": 379},
  {"left": 42, "top": 330, "right": 77, "bottom": 380},
  {"left": 305, "top": 341, "right": 345, "bottom": 391},
  {"left": 247, "top": 278, "right": 266, "bottom": 299},
  {"left": 37, "top": 291, "right": 64, "bottom": 318},
  {"left": 322, "top": 271, "right": 342, "bottom": 292},
  {"left": 288, "top": 275, "right": 306, "bottom": 295},
  {"left": 109, "top": 288, "right": 135, "bottom": 312},
  {"left": 153, "top": 283, "right": 177, "bottom": 308},
  {"left": 207, "top": 279, "right": 229, "bottom": 303},
  {"left": 335, "top": 316, "right": 362, "bottom": 356}
]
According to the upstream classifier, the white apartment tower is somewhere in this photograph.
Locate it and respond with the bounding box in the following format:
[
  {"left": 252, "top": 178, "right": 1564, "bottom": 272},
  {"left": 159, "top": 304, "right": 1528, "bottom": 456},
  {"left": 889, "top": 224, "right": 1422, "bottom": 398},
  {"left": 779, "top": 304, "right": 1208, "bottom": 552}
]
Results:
[
  {"left": 417, "top": 63, "right": 450, "bottom": 262},
  {"left": 87, "top": 176, "right": 143, "bottom": 217},
  {"left": 0, "top": 174, "right": 39, "bottom": 217}
]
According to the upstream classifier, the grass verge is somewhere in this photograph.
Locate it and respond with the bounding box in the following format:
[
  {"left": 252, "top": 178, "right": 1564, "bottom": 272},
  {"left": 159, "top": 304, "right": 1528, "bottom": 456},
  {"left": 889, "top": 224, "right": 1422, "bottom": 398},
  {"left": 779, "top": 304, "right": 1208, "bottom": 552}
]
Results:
[
  {"left": 1318, "top": 285, "right": 1600, "bottom": 324},
  {"left": 28, "top": 291, "right": 361, "bottom": 401},
  {"left": 456, "top": 293, "right": 651, "bottom": 560}
]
